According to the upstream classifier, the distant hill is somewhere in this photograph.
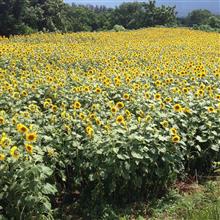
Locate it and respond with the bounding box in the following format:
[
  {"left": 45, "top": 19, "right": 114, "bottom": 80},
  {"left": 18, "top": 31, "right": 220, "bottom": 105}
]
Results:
[{"left": 64, "top": 0, "right": 220, "bottom": 17}]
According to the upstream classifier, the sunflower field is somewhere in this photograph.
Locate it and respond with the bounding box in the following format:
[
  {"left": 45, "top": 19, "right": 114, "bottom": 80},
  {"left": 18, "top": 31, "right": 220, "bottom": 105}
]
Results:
[{"left": 0, "top": 28, "right": 220, "bottom": 219}]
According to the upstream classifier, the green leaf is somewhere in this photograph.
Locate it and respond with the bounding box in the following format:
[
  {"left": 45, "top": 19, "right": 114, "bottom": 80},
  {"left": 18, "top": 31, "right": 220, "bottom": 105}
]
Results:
[
  {"left": 211, "top": 145, "right": 219, "bottom": 152},
  {"left": 42, "top": 183, "right": 57, "bottom": 195},
  {"left": 113, "top": 147, "right": 119, "bottom": 154},
  {"left": 40, "top": 165, "right": 53, "bottom": 176},
  {"left": 196, "top": 136, "right": 207, "bottom": 143},
  {"left": 195, "top": 145, "right": 201, "bottom": 152},
  {"left": 117, "top": 154, "right": 127, "bottom": 160},
  {"left": 131, "top": 151, "right": 143, "bottom": 159}
]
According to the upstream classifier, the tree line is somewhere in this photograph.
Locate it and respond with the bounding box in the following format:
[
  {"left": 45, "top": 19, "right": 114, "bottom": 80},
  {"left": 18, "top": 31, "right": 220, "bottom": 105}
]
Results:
[{"left": 0, "top": 0, "right": 220, "bottom": 36}]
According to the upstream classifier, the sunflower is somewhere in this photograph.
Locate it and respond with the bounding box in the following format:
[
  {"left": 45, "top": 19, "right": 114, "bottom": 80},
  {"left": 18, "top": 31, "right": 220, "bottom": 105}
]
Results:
[
  {"left": 51, "top": 105, "right": 58, "bottom": 112},
  {"left": 73, "top": 101, "right": 81, "bottom": 109},
  {"left": 116, "top": 115, "right": 125, "bottom": 124},
  {"left": 17, "top": 123, "right": 29, "bottom": 133},
  {"left": 123, "top": 93, "right": 130, "bottom": 100},
  {"left": 89, "top": 113, "right": 96, "bottom": 120},
  {"left": 111, "top": 106, "right": 117, "bottom": 114},
  {"left": 182, "top": 108, "right": 191, "bottom": 114},
  {"left": 0, "top": 135, "right": 12, "bottom": 148},
  {"left": 207, "top": 107, "right": 215, "bottom": 113},
  {"left": 25, "top": 144, "right": 33, "bottom": 154},
  {"left": 85, "top": 126, "right": 94, "bottom": 137},
  {"left": 26, "top": 132, "right": 37, "bottom": 142},
  {"left": 164, "top": 97, "right": 172, "bottom": 103},
  {"left": 154, "top": 93, "right": 161, "bottom": 100},
  {"left": 170, "top": 128, "right": 177, "bottom": 135},
  {"left": 79, "top": 113, "right": 85, "bottom": 120},
  {"left": 173, "top": 104, "right": 182, "bottom": 112},
  {"left": 197, "top": 89, "right": 204, "bottom": 96},
  {"left": 182, "top": 87, "right": 189, "bottom": 93},
  {"left": 145, "top": 115, "right": 152, "bottom": 122},
  {"left": 145, "top": 92, "right": 150, "bottom": 99},
  {"left": 21, "top": 90, "right": 28, "bottom": 97},
  {"left": 125, "top": 110, "right": 131, "bottom": 117},
  {"left": 95, "top": 87, "right": 102, "bottom": 93},
  {"left": 43, "top": 101, "right": 51, "bottom": 109},
  {"left": 96, "top": 118, "right": 102, "bottom": 126},
  {"left": 161, "top": 120, "right": 169, "bottom": 128},
  {"left": 10, "top": 146, "right": 19, "bottom": 159},
  {"left": 0, "top": 116, "right": 5, "bottom": 125},
  {"left": 0, "top": 153, "right": 5, "bottom": 161},
  {"left": 116, "top": 102, "right": 124, "bottom": 109},
  {"left": 172, "top": 135, "right": 181, "bottom": 143}
]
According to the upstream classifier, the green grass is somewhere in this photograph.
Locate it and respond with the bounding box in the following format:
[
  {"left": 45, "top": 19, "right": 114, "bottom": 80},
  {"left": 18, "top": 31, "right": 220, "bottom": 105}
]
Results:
[
  {"left": 151, "top": 181, "right": 220, "bottom": 220},
  {"left": 115, "top": 180, "right": 220, "bottom": 220}
]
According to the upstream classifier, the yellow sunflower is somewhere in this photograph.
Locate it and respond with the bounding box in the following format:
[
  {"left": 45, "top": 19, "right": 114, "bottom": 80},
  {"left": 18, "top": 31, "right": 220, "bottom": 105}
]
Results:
[
  {"left": 73, "top": 101, "right": 81, "bottom": 109},
  {"left": 26, "top": 132, "right": 37, "bottom": 142},
  {"left": 116, "top": 115, "right": 125, "bottom": 124},
  {"left": 0, "top": 116, "right": 5, "bottom": 125},
  {"left": 116, "top": 102, "right": 124, "bottom": 109},
  {"left": 17, "top": 123, "right": 29, "bottom": 133},
  {"left": 172, "top": 135, "right": 181, "bottom": 143},
  {"left": 173, "top": 104, "right": 182, "bottom": 112},
  {"left": 25, "top": 144, "right": 33, "bottom": 154},
  {"left": 0, "top": 153, "right": 5, "bottom": 161},
  {"left": 10, "top": 146, "right": 19, "bottom": 159},
  {"left": 208, "top": 107, "right": 215, "bottom": 113}
]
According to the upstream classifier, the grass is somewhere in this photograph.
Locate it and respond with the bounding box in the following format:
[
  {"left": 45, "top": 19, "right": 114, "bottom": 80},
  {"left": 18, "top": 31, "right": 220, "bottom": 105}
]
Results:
[
  {"left": 150, "top": 181, "right": 220, "bottom": 220},
  {"left": 115, "top": 180, "right": 220, "bottom": 220}
]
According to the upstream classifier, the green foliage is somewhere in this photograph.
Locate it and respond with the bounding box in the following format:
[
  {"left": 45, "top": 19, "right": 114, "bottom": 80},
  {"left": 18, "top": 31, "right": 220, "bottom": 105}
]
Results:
[
  {"left": 0, "top": 154, "right": 56, "bottom": 219},
  {"left": 113, "top": 25, "right": 126, "bottom": 32},
  {"left": 180, "top": 9, "right": 220, "bottom": 32},
  {"left": 149, "top": 181, "right": 220, "bottom": 220},
  {"left": 111, "top": 1, "right": 177, "bottom": 29},
  {"left": 186, "top": 9, "right": 212, "bottom": 26},
  {"left": 192, "top": 24, "right": 220, "bottom": 33},
  {"left": 0, "top": 0, "right": 177, "bottom": 35},
  {"left": 1, "top": 0, "right": 220, "bottom": 35}
]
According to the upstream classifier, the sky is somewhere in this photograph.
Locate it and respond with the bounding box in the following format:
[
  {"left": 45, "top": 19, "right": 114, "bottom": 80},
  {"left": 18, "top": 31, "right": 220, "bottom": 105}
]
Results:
[{"left": 64, "top": 0, "right": 220, "bottom": 16}]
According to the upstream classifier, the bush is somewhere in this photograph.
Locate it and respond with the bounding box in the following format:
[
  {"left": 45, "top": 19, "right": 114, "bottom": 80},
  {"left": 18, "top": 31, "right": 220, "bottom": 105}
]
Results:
[
  {"left": 192, "top": 24, "right": 220, "bottom": 32},
  {"left": 113, "top": 25, "right": 126, "bottom": 32}
]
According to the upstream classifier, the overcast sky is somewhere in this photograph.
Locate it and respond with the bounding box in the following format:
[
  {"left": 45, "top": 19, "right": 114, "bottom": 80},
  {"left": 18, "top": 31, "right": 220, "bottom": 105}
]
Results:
[{"left": 64, "top": 0, "right": 220, "bottom": 16}]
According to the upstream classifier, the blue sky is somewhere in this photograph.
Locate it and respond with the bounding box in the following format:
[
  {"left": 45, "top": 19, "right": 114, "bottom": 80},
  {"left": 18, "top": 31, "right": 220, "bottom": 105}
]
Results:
[{"left": 64, "top": 0, "right": 220, "bottom": 16}]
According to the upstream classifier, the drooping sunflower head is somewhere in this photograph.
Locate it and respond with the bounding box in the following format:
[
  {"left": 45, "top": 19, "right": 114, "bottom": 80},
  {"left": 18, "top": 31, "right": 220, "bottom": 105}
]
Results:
[
  {"left": 10, "top": 146, "right": 19, "bottom": 159},
  {"left": 25, "top": 144, "right": 33, "bottom": 154},
  {"left": 164, "top": 97, "right": 172, "bottom": 103},
  {"left": 85, "top": 126, "right": 94, "bottom": 137},
  {"left": 0, "top": 116, "right": 5, "bottom": 125},
  {"left": 170, "top": 127, "right": 177, "bottom": 135}
]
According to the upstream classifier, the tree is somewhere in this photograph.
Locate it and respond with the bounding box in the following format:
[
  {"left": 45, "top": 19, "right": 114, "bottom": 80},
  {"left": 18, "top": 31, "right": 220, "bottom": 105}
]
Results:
[
  {"left": 208, "top": 16, "right": 220, "bottom": 28},
  {"left": 0, "top": 0, "right": 30, "bottom": 36},
  {"left": 186, "top": 9, "right": 212, "bottom": 26}
]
